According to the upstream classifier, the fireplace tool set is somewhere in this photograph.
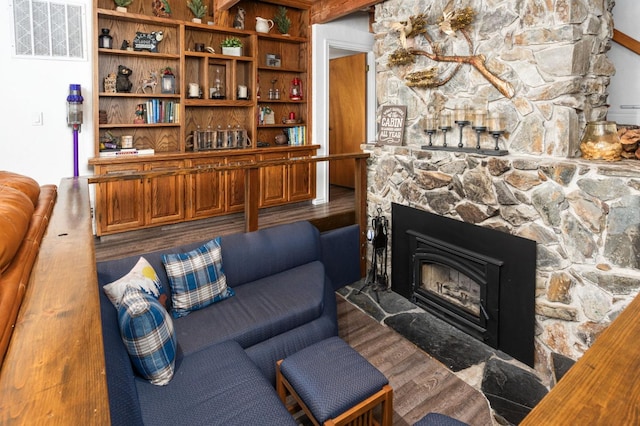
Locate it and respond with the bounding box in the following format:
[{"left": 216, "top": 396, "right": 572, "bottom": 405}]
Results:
[{"left": 358, "top": 208, "right": 389, "bottom": 302}]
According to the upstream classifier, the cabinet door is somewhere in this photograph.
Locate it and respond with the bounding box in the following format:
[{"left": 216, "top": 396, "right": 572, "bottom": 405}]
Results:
[
  {"left": 258, "top": 151, "right": 287, "bottom": 207},
  {"left": 187, "top": 158, "right": 225, "bottom": 219},
  {"left": 95, "top": 163, "right": 145, "bottom": 236},
  {"left": 145, "top": 160, "right": 185, "bottom": 225},
  {"left": 226, "top": 154, "right": 255, "bottom": 212},
  {"left": 289, "top": 150, "right": 316, "bottom": 202}
]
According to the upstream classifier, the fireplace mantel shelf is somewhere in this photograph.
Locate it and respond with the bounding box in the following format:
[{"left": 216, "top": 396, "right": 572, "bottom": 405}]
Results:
[{"left": 420, "top": 145, "right": 509, "bottom": 156}]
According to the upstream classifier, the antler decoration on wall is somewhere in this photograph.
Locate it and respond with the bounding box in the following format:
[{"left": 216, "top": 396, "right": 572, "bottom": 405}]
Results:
[{"left": 388, "top": 7, "right": 515, "bottom": 99}]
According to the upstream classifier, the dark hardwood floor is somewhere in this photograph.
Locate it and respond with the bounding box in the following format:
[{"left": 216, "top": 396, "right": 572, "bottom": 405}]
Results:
[{"left": 93, "top": 185, "right": 494, "bottom": 425}]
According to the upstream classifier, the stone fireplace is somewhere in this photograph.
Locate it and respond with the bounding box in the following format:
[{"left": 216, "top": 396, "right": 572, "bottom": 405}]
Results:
[{"left": 367, "top": 0, "right": 640, "bottom": 382}]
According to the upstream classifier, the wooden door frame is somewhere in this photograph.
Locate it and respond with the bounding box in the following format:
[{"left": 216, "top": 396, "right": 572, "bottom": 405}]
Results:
[{"left": 312, "top": 26, "right": 376, "bottom": 205}]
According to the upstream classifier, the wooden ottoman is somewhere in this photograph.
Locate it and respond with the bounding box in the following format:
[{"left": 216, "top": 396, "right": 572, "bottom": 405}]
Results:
[{"left": 276, "top": 336, "right": 393, "bottom": 426}]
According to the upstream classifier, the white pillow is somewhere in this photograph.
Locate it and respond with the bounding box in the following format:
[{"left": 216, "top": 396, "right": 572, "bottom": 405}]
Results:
[{"left": 103, "top": 257, "right": 168, "bottom": 309}]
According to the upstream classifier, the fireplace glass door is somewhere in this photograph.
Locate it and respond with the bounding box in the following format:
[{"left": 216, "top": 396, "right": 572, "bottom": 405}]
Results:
[{"left": 420, "top": 263, "right": 481, "bottom": 318}]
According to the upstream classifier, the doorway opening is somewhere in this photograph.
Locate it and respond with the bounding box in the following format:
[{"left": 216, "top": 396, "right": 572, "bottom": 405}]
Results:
[{"left": 329, "top": 51, "right": 367, "bottom": 194}]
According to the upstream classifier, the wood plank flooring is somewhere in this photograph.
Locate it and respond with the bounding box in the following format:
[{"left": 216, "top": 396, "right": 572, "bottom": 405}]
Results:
[
  {"left": 93, "top": 186, "right": 494, "bottom": 425},
  {"left": 337, "top": 296, "right": 493, "bottom": 426}
]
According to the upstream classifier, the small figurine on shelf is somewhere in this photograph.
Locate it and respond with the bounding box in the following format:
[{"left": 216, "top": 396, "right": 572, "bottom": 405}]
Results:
[
  {"left": 233, "top": 7, "right": 246, "bottom": 29},
  {"left": 103, "top": 73, "right": 117, "bottom": 93},
  {"left": 187, "top": 0, "right": 207, "bottom": 23},
  {"left": 116, "top": 65, "right": 133, "bottom": 93},
  {"left": 134, "top": 104, "right": 145, "bottom": 124},
  {"left": 137, "top": 70, "right": 158, "bottom": 94},
  {"left": 152, "top": 0, "right": 171, "bottom": 17},
  {"left": 113, "top": 0, "right": 132, "bottom": 13},
  {"left": 274, "top": 6, "right": 291, "bottom": 35}
]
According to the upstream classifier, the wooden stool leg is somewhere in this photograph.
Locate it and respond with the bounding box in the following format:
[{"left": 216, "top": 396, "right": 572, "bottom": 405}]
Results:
[
  {"left": 325, "top": 384, "right": 394, "bottom": 426},
  {"left": 276, "top": 360, "right": 287, "bottom": 404}
]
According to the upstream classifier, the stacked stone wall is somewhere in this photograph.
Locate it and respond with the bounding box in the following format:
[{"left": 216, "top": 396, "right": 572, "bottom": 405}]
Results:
[
  {"left": 373, "top": 0, "right": 616, "bottom": 157},
  {"left": 365, "top": 145, "right": 640, "bottom": 380}
]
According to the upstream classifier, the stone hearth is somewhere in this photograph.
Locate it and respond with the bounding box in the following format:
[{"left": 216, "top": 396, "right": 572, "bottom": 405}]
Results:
[
  {"left": 339, "top": 283, "right": 549, "bottom": 425},
  {"left": 367, "top": 0, "right": 640, "bottom": 385}
]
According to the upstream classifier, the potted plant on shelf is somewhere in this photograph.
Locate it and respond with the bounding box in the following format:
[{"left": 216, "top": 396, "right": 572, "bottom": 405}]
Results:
[
  {"left": 221, "top": 37, "right": 243, "bottom": 56},
  {"left": 274, "top": 6, "right": 291, "bottom": 36},
  {"left": 187, "top": 0, "right": 207, "bottom": 23},
  {"left": 113, "top": 0, "right": 133, "bottom": 13}
]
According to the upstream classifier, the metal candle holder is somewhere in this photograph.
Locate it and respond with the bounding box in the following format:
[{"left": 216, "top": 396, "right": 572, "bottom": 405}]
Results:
[
  {"left": 490, "top": 130, "right": 504, "bottom": 151},
  {"left": 424, "top": 129, "right": 436, "bottom": 146},
  {"left": 439, "top": 125, "right": 452, "bottom": 147},
  {"left": 473, "top": 125, "right": 486, "bottom": 149},
  {"left": 455, "top": 120, "right": 470, "bottom": 148}
]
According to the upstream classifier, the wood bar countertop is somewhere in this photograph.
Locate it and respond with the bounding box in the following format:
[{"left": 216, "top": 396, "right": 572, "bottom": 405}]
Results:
[
  {"left": 521, "top": 290, "right": 640, "bottom": 425},
  {"left": 0, "top": 178, "right": 110, "bottom": 424}
]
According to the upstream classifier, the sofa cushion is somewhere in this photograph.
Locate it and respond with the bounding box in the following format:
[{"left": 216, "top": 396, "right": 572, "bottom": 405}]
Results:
[
  {"left": 135, "top": 340, "right": 297, "bottom": 426},
  {"left": 0, "top": 171, "right": 41, "bottom": 206},
  {"left": 221, "top": 221, "right": 321, "bottom": 287},
  {"left": 103, "top": 257, "right": 169, "bottom": 309},
  {"left": 173, "top": 261, "right": 326, "bottom": 356},
  {"left": 162, "top": 237, "right": 234, "bottom": 318},
  {"left": 118, "top": 287, "right": 177, "bottom": 385},
  {"left": 0, "top": 185, "right": 35, "bottom": 274}
]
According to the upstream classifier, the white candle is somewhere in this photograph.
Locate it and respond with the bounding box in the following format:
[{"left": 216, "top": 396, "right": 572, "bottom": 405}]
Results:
[
  {"left": 488, "top": 113, "right": 506, "bottom": 132},
  {"left": 455, "top": 105, "right": 469, "bottom": 122},
  {"left": 424, "top": 114, "right": 437, "bottom": 131},
  {"left": 238, "top": 85, "right": 247, "bottom": 99},
  {"left": 474, "top": 110, "right": 487, "bottom": 128},
  {"left": 440, "top": 112, "right": 452, "bottom": 128}
]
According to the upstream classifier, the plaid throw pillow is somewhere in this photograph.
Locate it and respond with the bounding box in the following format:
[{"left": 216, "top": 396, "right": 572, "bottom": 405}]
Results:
[
  {"left": 118, "top": 286, "right": 176, "bottom": 385},
  {"left": 162, "top": 237, "right": 234, "bottom": 318}
]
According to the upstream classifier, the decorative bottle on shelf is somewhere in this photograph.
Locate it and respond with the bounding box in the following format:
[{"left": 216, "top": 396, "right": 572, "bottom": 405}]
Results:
[{"left": 99, "top": 28, "right": 113, "bottom": 49}]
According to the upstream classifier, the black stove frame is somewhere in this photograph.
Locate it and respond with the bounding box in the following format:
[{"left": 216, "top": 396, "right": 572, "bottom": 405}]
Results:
[{"left": 392, "top": 203, "right": 536, "bottom": 367}]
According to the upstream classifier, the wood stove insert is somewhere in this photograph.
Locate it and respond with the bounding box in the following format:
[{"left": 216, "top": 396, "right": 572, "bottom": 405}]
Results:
[{"left": 392, "top": 203, "right": 536, "bottom": 367}]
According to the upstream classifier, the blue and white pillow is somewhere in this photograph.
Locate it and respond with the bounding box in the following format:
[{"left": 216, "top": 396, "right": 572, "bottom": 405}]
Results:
[
  {"left": 162, "top": 237, "right": 234, "bottom": 318},
  {"left": 118, "top": 286, "right": 177, "bottom": 385}
]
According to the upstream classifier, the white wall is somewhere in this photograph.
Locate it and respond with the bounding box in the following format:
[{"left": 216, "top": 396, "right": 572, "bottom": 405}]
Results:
[
  {"left": 312, "top": 13, "right": 375, "bottom": 205},
  {"left": 0, "top": 0, "right": 94, "bottom": 186},
  {"left": 607, "top": 0, "right": 640, "bottom": 125}
]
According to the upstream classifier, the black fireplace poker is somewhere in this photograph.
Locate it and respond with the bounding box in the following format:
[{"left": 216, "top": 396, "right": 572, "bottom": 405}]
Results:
[{"left": 358, "top": 208, "right": 389, "bottom": 302}]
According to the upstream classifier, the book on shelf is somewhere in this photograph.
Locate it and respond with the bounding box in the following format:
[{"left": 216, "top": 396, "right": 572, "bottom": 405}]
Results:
[
  {"left": 138, "top": 100, "right": 179, "bottom": 124},
  {"left": 286, "top": 125, "right": 306, "bottom": 146},
  {"left": 99, "top": 148, "right": 155, "bottom": 158}
]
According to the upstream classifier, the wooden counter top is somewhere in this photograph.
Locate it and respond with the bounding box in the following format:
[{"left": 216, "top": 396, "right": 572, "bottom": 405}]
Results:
[
  {"left": 0, "top": 178, "right": 110, "bottom": 424},
  {"left": 521, "top": 290, "right": 640, "bottom": 425}
]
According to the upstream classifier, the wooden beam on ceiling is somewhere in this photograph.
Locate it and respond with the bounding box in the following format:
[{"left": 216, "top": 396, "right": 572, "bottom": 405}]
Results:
[{"left": 310, "top": 0, "right": 380, "bottom": 24}]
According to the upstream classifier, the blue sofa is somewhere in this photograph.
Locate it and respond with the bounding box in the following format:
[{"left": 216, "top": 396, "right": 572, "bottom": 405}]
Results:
[{"left": 97, "top": 221, "right": 360, "bottom": 425}]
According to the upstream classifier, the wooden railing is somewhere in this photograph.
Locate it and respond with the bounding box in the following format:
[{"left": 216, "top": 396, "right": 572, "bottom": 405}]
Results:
[
  {"left": 613, "top": 29, "right": 640, "bottom": 55},
  {"left": 89, "top": 152, "right": 370, "bottom": 274}
]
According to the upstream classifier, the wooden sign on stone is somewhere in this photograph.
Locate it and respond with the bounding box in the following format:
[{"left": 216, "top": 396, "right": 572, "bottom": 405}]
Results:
[{"left": 378, "top": 105, "right": 407, "bottom": 146}]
